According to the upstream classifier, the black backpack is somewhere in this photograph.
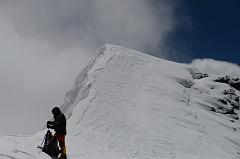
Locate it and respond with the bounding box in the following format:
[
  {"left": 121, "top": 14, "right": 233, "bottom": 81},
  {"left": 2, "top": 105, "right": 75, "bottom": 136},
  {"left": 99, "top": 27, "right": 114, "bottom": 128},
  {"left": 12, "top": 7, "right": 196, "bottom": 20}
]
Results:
[{"left": 38, "top": 130, "right": 60, "bottom": 158}]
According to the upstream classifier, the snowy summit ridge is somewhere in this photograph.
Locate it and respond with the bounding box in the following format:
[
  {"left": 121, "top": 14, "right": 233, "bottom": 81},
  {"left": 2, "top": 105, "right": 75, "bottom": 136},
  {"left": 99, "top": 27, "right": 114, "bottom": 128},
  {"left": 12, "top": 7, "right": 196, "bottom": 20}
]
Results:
[{"left": 0, "top": 44, "right": 240, "bottom": 159}]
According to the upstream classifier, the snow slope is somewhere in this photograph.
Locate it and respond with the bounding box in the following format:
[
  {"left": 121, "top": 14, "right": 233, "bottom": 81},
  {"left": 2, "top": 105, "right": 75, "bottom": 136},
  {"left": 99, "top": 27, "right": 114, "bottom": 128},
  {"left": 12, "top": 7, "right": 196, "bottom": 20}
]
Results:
[{"left": 0, "top": 44, "right": 240, "bottom": 159}]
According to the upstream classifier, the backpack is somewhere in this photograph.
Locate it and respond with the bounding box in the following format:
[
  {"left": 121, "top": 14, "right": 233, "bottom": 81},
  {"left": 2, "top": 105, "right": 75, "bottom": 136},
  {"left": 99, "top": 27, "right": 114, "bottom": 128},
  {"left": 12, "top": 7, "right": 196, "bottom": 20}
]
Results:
[{"left": 38, "top": 130, "right": 60, "bottom": 158}]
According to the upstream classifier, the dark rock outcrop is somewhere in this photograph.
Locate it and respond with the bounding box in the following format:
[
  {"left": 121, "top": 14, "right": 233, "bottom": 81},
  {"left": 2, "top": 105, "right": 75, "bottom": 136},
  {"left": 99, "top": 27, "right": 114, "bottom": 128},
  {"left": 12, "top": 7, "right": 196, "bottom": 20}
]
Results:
[{"left": 215, "top": 76, "right": 240, "bottom": 91}]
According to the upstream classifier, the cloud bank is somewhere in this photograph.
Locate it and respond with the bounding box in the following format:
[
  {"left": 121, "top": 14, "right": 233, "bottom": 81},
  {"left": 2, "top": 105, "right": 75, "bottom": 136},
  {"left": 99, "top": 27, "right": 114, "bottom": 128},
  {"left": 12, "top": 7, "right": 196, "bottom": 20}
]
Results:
[
  {"left": 0, "top": 0, "right": 176, "bottom": 52},
  {"left": 191, "top": 59, "right": 240, "bottom": 77},
  {"left": 0, "top": 0, "right": 178, "bottom": 134},
  {"left": 0, "top": 15, "right": 91, "bottom": 134}
]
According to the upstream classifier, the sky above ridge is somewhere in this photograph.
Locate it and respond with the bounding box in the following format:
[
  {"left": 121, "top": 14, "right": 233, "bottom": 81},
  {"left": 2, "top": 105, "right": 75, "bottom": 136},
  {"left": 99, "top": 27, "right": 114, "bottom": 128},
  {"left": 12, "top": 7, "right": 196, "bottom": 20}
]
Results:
[
  {"left": 0, "top": 0, "right": 239, "bottom": 135},
  {"left": 168, "top": 0, "right": 240, "bottom": 64}
]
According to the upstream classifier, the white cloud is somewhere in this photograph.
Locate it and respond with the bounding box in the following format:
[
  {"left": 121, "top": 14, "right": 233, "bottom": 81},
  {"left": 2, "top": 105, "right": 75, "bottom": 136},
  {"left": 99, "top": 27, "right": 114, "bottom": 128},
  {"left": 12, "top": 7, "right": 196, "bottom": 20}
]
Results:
[
  {"left": 0, "top": 0, "right": 176, "bottom": 52},
  {"left": 0, "top": 15, "right": 91, "bottom": 134},
  {"left": 191, "top": 59, "right": 240, "bottom": 78}
]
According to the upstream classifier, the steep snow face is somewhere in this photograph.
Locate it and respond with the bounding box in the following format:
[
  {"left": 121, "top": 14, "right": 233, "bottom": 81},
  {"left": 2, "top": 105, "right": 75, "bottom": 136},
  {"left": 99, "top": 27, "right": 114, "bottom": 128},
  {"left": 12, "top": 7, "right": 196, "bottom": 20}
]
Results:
[
  {"left": 0, "top": 45, "right": 240, "bottom": 159},
  {"left": 64, "top": 45, "right": 240, "bottom": 159}
]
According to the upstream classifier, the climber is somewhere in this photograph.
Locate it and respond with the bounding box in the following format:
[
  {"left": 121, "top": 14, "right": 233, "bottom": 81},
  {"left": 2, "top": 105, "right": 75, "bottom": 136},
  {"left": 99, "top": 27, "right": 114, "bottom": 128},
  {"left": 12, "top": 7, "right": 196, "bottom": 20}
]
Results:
[{"left": 47, "top": 107, "right": 67, "bottom": 159}]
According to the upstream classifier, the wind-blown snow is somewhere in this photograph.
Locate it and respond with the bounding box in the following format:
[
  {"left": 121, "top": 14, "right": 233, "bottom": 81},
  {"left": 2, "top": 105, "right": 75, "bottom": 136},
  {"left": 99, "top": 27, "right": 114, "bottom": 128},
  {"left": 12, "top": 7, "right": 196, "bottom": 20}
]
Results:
[
  {"left": 191, "top": 58, "right": 240, "bottom": 77},
  {"left": 0, "top": 45, "right": 240, "bottom": 159}
]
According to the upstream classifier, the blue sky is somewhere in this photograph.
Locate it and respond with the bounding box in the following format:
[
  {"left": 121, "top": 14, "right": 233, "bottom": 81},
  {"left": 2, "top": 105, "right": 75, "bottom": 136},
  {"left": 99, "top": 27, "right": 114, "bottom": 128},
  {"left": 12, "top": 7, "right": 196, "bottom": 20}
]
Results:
[{"left": 169, "top": 0, "right": 240, "bottom": 64}]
